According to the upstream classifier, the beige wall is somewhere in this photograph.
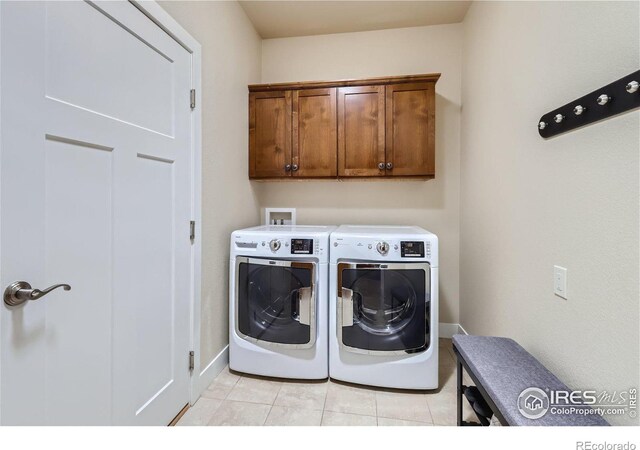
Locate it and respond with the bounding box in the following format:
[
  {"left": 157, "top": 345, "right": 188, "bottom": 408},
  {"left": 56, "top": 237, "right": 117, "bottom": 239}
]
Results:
[
  {"left": 258, "top": 24, "right": 463, "bottom": 324},
  {"left": 160, "top": 3, "right": 639, "bottom": 425},
  {"left": 159, "top": 1, "right": 262, "bottom": 367},
  {"left": 460, "top": 1, "right": 639, "bottom": 425}
]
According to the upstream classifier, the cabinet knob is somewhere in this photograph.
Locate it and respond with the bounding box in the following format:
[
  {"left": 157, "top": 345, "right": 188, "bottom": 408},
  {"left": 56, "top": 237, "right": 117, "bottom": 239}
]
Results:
[
  {"left": 292, "top": 164, "right": 299, "bottom": 172},
  {"left": 284, "top": 164, "right": 291, "bottom": 172},
  {"left": 378, "top": 162, "right": 385, "bottom": 170},
  {"left": 386, "top": 162, "right": 393, "bottom": 170}
]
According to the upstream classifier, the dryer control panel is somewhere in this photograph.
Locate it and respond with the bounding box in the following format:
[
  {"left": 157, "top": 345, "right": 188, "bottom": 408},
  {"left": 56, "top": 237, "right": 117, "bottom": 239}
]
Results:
[
  {"left": 331, "top": 237, "right": 435, "bottom": 264},
  {"left": 401, "top": 241, "right": 425, "bottom": 257}
]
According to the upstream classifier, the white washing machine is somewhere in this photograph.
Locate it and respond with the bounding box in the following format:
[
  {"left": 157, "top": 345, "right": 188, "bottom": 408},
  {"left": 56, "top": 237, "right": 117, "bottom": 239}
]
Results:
[
  {"left": 329, "top": 225, "right": 439, "bottom": 389},
  {"left": 229, "top": 225, "right": 335, "bottom": 379}
]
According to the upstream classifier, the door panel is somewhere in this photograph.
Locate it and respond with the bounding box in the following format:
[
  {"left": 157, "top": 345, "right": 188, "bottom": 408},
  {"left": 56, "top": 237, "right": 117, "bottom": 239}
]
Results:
[
  {"left": 249, "top": 91, "right": 292, "bottom": 178},
  {"left": 44, "top": 136, "right": 113, "bottom": 425},
  {"left": 293, "top": 88, "right": 337, "bottom": 177},
  {"left": 337, "top": 86, "right": 385, "bottom": 177},
  {"left": 45, "top": 0, "right": 173, "bottom": 136},
  {"left": 385, "top": 82, "right": 435, "bottom": 176},
  {"left": 1, "top": 0, "right": 192, "bottom": 425},
  {"left": 132, "top": 155, "right": 176, "bottom": 417}
]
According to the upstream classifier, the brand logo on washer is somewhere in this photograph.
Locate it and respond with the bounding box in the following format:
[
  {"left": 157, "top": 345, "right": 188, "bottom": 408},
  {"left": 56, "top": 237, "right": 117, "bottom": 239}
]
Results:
[{"left": 517, "top": 387, "right": 550, "bottom": 419}]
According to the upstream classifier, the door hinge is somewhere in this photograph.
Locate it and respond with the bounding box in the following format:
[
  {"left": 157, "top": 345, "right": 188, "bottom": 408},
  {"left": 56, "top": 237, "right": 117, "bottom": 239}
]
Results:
[
  {"left": 190, "top": 220, "right": 195, "bottom": 241},
  {"left": 189, "top": 350, "right": 195, "bottom": 372},
  {"left": 190, "top": 89, "right": 196, "bottom": 109}
]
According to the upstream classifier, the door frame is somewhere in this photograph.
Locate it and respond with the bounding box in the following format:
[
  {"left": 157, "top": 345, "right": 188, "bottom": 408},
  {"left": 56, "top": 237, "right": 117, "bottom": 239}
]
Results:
[
  {"left": 0, "top": 0, "right": 204, "bottom": 415},
  {"left": 129, "top": 0, "right": 203, "bottom": 407}
]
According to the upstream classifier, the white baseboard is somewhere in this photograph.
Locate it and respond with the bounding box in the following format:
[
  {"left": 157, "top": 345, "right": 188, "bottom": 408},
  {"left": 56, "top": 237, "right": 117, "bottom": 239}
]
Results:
[
  {"left": 195, "top": 345, "right": 229, "bottom": 400},
  {"left": 439, "top": 322, "right": 467, "bottom": 338}
]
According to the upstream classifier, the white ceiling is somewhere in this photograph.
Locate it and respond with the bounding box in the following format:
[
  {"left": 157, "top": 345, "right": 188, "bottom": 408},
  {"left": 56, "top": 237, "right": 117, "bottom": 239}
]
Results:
[{"left": 239, "top": 1, "right": 473, "bottom": 39}]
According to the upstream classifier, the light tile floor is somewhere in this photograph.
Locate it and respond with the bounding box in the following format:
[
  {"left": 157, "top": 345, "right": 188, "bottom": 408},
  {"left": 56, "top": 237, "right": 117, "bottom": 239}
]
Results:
[{"left": 178, "top": 338, "right": 477, "bottom": 426}]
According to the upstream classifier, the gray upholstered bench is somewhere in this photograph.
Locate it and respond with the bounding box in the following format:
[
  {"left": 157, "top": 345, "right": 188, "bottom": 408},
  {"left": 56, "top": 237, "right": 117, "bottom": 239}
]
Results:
[{"left": 452, "top": 335, "right": 609, "bottom": 426}]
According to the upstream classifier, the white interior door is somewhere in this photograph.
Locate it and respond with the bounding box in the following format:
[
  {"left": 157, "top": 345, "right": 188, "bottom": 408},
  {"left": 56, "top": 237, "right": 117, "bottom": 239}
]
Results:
[{"left": 0, "top": 0, "right": 193, "bottom": 425}]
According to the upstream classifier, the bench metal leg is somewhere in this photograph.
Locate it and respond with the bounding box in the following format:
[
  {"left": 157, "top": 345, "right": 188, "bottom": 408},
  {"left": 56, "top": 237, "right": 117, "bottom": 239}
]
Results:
[{"left": 457, "top": 358, "right": 463, "bottom": 426}]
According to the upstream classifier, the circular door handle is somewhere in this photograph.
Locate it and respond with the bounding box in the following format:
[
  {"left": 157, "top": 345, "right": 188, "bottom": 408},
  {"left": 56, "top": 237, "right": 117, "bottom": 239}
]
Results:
[
  {"left": 284, "top": 164, "right": 291, "bottom": 171},
  {"left": 378, "top": 162, "right": 385, "bottom": 170},
  {"left": 292, "top": 164, "right": 299, "bottom": 171},
  {"left": 386, "top": 162, "right": 393, "bottom": 170}
]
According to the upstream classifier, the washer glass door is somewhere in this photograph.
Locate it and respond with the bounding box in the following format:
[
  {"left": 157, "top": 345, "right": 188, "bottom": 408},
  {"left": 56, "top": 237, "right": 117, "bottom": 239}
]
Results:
[
  {"left": 338, "top": 262, "right": 430, "bottom": 354},
  {"left": 236, "top": 257, "right": 316, "bottom": 347}
]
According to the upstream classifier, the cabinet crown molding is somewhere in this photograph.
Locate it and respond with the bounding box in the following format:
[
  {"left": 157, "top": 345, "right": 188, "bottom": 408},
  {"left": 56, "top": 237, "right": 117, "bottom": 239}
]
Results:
[{"left": 249, "top": 73, "right": 441, "bottom": 92}]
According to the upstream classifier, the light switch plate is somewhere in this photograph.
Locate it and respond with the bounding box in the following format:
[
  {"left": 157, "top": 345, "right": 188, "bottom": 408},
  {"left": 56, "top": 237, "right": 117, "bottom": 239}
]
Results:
[{"left": 554, "top": 265, "right": 567, "bottom": 299}]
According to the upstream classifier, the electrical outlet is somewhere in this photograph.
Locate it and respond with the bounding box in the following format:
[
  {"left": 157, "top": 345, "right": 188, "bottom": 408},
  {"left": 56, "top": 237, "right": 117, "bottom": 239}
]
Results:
[{"left": 554, "top": 266, "right": 567, "bottom": 299}]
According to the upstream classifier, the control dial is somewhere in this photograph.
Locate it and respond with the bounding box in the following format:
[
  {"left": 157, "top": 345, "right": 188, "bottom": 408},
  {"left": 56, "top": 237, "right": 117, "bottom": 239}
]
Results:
[
  {"left": 376, "top": 241, "right": 390, "bottom": 256},
  {"left": 269, "top": 239, "right": 281, "bottom": 252}
]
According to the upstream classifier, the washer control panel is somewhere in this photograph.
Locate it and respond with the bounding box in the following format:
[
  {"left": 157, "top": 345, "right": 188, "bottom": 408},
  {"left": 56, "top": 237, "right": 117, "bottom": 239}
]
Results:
[
  {"left": 291, "top": 238, "right": 314, "bottom": 255},
  {"left": 233, "top": 229, "right": 332, "bottom": 261}
]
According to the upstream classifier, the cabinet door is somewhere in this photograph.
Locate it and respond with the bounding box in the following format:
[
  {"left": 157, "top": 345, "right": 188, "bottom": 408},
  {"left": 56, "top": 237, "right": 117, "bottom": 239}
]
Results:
[
  {"left": 292, "top": 88, "right": 337, "bottom": 178},
  {"left": 337, "top": 86, "right": 385, "bottom": 177},
  {"left": 385, "top": 82, "right": 435, "bottom": 176},
  {"left": 249, "top": 90, "right": 292, "bottom": 178}
]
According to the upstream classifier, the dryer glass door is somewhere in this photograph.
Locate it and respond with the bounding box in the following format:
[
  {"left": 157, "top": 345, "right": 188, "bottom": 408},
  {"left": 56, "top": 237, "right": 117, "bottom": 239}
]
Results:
[
  {"left": 236, "top": 257, "right": 316, "bottom": 348},
  {"left": 337, "top": 262, "right": 430, "bottom": 354}
]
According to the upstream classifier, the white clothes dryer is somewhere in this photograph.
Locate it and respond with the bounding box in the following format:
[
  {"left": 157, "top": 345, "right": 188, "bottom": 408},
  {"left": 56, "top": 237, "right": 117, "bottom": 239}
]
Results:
[{"left": 329, "top": 225, "right": 439, "bottom": 389}]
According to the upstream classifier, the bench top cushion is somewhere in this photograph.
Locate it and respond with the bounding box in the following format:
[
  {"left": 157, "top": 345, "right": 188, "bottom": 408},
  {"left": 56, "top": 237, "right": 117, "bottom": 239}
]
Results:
[{"left": 452, "top": 335, "right": 609, "bottom": 426}]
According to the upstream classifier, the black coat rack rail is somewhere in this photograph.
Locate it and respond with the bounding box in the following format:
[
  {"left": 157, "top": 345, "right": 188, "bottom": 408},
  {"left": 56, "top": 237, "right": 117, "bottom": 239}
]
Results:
[{"left": 538, "top": 70, "right": 640, "bottom": 138}]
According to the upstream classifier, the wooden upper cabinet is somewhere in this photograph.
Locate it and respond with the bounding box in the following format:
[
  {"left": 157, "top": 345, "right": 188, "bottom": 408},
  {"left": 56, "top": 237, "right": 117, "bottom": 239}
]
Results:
[
  {"left": 248, "top": 74, "right": 439, "bottom": 179},
  {"left": 385, "top": 82, "right": 436, "bottom": 177},
  {"left": 337, "top": 86, "right": 385, "bottom": 177},
  {"left": 249, "top": 90, "right": 292, "bottom": 178},
  {"left": 292, "top": 88, "right": 337, "bottom": 178}
]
